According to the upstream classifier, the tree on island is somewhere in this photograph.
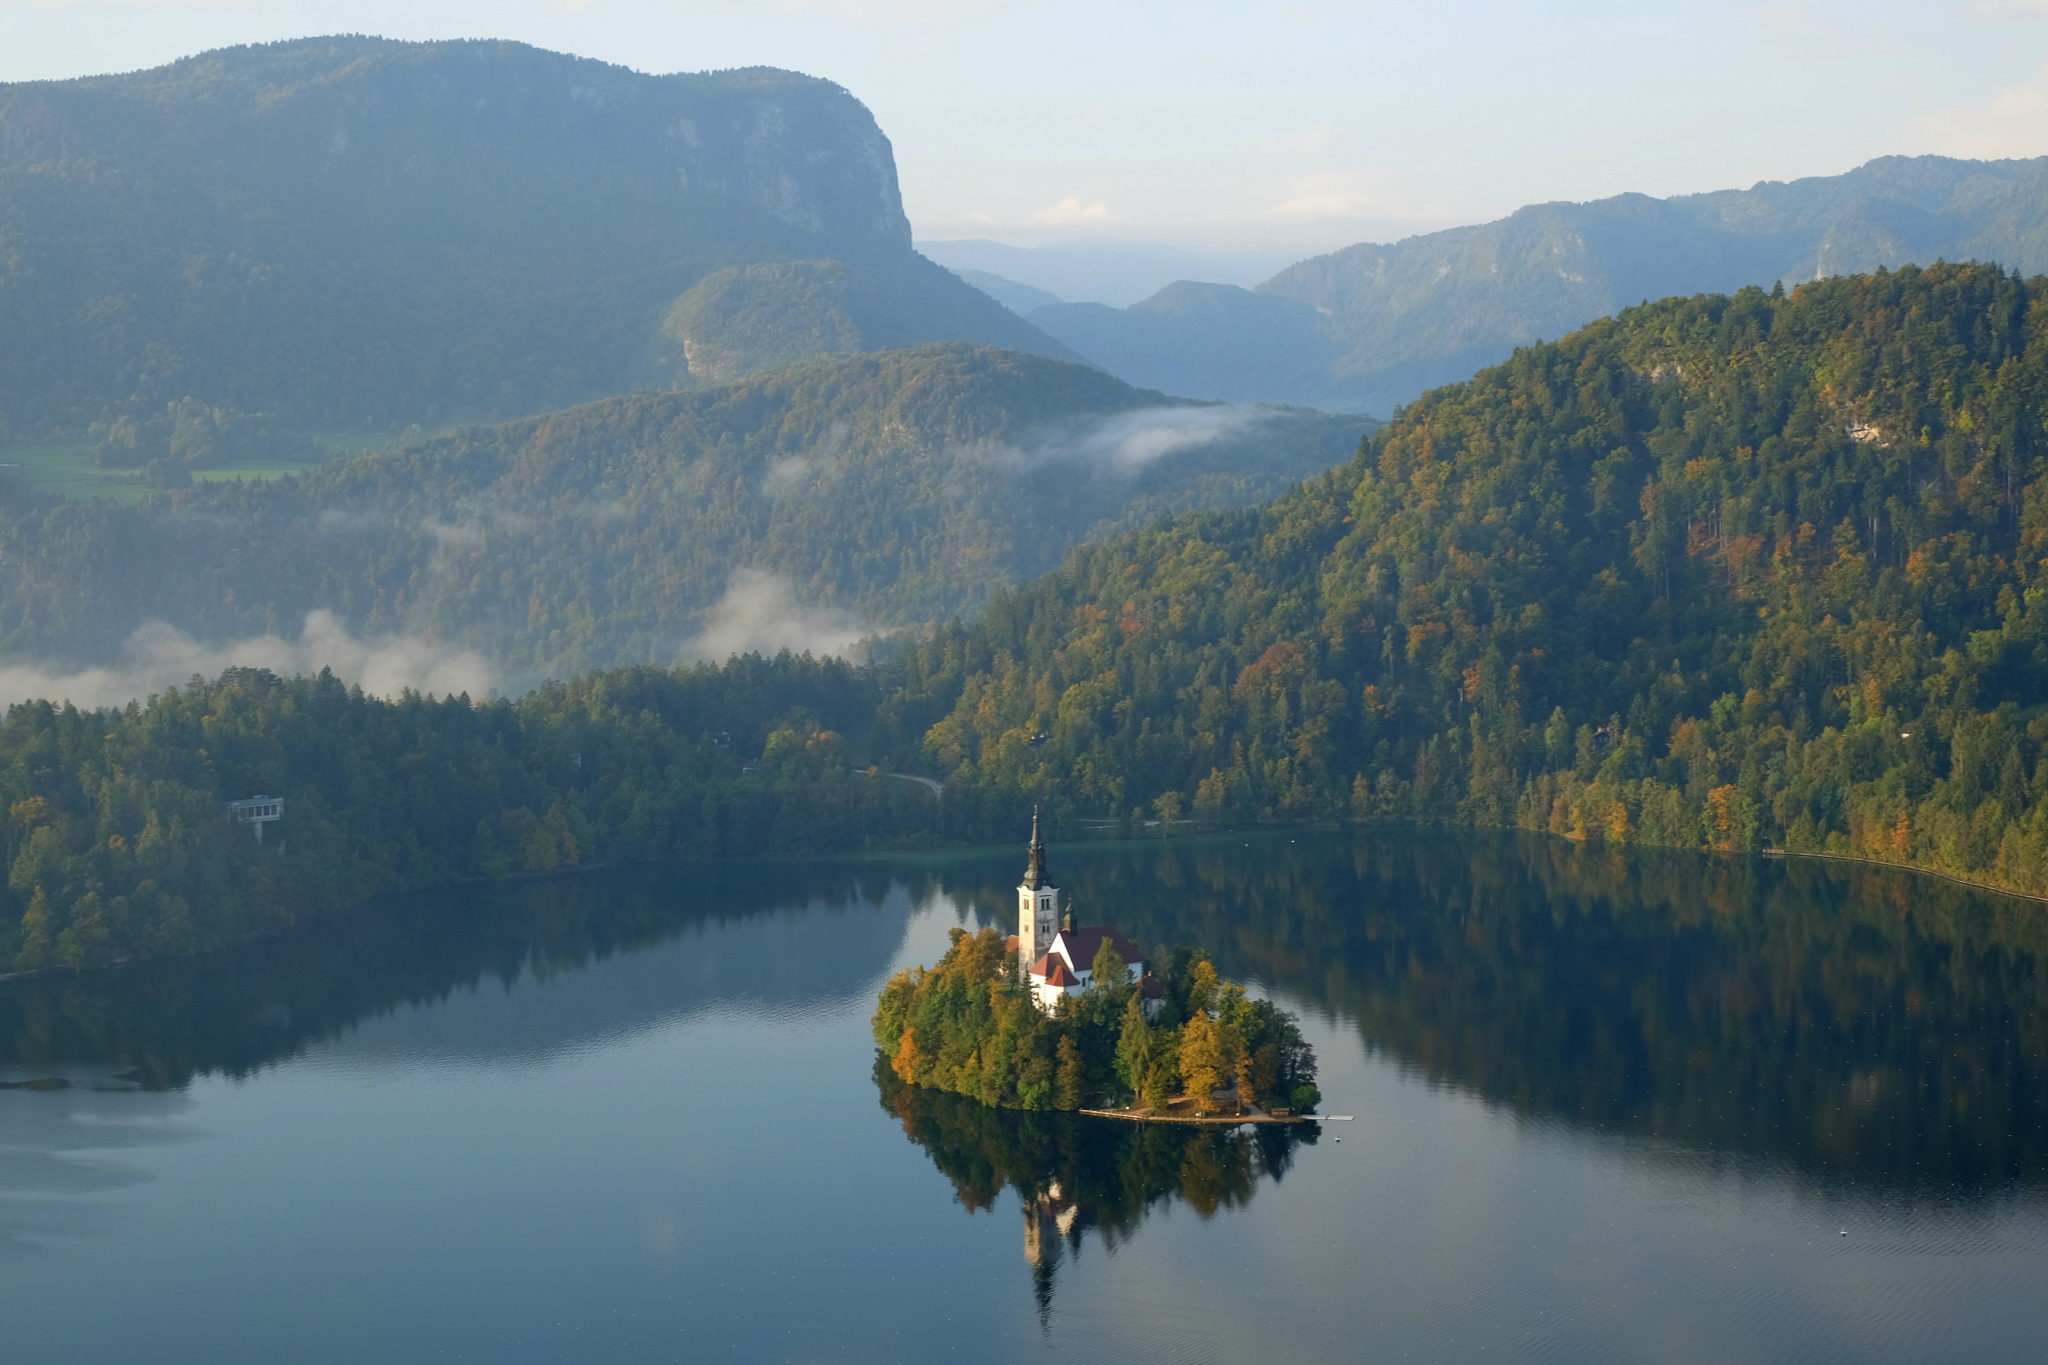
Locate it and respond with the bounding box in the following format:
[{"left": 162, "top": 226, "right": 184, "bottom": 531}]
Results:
[
  {"left": 1178, "top": 1011, "right": 1226, "bottom": 1115},
  {"left": 1091, "top": 941, "right": 1132, "bottom": 991},
  {"left": 1113, "top": 992, "right": 1157, "bottom": 1106},
  {"left": 1142, "top": 1056, "right": 1177, "bottom": 1114},
  {"left": 1055, "top": 1035, "right": 1085, "bottom": 1111}
]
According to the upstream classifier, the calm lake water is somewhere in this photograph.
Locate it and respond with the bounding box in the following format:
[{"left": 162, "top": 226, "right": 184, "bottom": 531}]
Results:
[{"left": 3, "top": 830, "right": 2046, "bottom": 1363}]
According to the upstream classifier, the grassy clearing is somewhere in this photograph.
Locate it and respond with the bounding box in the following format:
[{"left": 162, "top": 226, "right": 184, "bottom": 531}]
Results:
[{"left": 0, "top": 444, "right": 148, "bottom": 504}]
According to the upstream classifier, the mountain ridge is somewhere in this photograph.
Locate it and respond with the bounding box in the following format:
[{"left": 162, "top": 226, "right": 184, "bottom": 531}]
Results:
[
  {"left": 0, "top": 36, "right": 1079, "bottom": 437},
  {"left": 1027, "top": 154, "right": 2048, "bottom": 416}
]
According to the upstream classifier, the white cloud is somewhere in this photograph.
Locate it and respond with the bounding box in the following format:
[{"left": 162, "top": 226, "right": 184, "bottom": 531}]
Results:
[
  {"left": 681, "top": 569, "right": 869, "bottom": 662},
  {"left": 1912, "top": 60, "right": 2048, "bottom": 157},
  {"left": 1031, "top": 195, "right": 1116, "bottom": 226},
  {"left": 759, "top": 421, "right": 851, "bottom": 497},
  {"left": 1002, "top": 404, "right": 1272, "bottom": 475},
  {"left": 1069, "top": 405, "right": 1267, "bottom": 472},
  {"left": 1264, "top": 125, "right": 1341, "bottom": 159},
  {"left": 422, "top": 517, "right": 486, "bottom": 549},
  {"left": 761, "top": 455, "right": 816, "bottom": 496},
  {"left": 0, "top": 610, "right": 497, "bottom": 710},
  {"left": 1255, "top": 168, "right": 1415, "bottom": 224}
]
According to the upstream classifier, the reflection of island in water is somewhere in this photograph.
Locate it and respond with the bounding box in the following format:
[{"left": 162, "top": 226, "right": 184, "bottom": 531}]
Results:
[{"left": 876, "top": 1062, "right": 1317, "bottom": 1326}]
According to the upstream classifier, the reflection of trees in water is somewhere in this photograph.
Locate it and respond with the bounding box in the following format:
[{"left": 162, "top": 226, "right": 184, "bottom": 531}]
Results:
[
  {"left": 930, "top": 831, "right": 2048, "bottom": 1195},
  {"left": 0, "top": 860, "right": 937, "bottom": 1090},
  {"left": 875, "top": 1062, "right": 1317, "bottom": 1327},
  {"left": 11, "top": 827, "right": 2044, "bottom": 1195}
]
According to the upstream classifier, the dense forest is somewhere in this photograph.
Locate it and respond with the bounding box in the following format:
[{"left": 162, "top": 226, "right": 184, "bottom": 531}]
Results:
[
  {"left": 872, "top": 925, "right": 1319, "bottom": 1115},
  {"left": 0, "top": 655, "right": 943, "bottom": 972},
  {"left": 0, "top": 345, "right": 1359, "bottom": 677},
  {"left": 890, "top": 263, "right": 2048, "bottom": 900},
  {"left": 0, "top": 37, "right": 1071, "bottom": 438}
]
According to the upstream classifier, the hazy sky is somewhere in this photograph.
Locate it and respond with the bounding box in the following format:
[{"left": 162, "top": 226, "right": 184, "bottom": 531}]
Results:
[{"left": 4, "top": 0, "right": 2047, "bottom": 255}]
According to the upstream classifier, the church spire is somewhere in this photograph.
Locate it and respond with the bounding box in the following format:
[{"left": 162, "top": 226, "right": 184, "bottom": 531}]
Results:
[{"left": 1023, "top": 806, "right": 1052, "bottom": 890}]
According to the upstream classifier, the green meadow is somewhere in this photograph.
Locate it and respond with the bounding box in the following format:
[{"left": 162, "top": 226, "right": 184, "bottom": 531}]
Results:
[{"left": 0, "top": 431, "right": 396, "bottom": 502}]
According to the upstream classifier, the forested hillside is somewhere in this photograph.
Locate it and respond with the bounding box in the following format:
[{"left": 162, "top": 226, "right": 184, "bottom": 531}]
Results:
[
  {"left": 19, "top": 264, "right": 2048, "bottom": 976},
  {"left": 0, "top": 657, "right": 938, "bottom": 972},
  {"left": 1034, "top": 155, "right": 2048, "bottom": 414},
  {"left": 892, "top": 263, "right": 2048, "bottom": 898},
  {"left": 0, "top": 37, "right": 1073, "bottom": 438},
  {"left": 0, "top": 345, "right": 1362, "bottom": 679}
]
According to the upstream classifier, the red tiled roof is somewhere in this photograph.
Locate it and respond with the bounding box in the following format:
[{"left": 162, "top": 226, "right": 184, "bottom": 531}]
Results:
[
  {"left": 1052, "top": 925, "right": 1143, "bottom": 972},
  {"left": 1003, "top": 934, "right": 1020, "bottom": 954},
  {"left": 1139, "top": 974, "right": 1165, "bottom": 999},
  {"left": 1029, "top": 952, "right": 1057, "bottom": 977},
  {"left": 1043, "top": 960, "right": 1077, "bottom": 988}
]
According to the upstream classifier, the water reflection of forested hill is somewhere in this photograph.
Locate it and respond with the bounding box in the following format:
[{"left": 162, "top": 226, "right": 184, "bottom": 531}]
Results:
[
  {"left": 11, "top": 830, "right": 2044, "bottom": 1195},
  {"left": 0, "top": 861, "right": 933, "bottom": 1090},
  {"left": 876, "top": 1064, "right": 1317, "bottom": 1324},
  {"left": 931, "top": 831, "right": 2048, "bottom": 1195}
]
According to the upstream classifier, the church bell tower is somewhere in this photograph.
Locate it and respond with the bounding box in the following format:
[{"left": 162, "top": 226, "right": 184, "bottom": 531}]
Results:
[{"left": 1018, "top": 808, "right": 1060, "bottom": 967}]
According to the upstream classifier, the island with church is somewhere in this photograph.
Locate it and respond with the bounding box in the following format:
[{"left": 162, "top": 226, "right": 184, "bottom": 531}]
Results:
[{"left": 871, "top": 815, "right": 1321, "bottom": 1120}]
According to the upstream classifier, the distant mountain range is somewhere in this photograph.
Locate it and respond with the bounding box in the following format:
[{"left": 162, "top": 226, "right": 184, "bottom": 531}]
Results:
[
  {"left": 997, "top": 155, "right": 2048, "bottom": 416},
  {"left": 0, "top": 37, "right": 1076, "bottom": 439},
  {"left": 918, "top": 238, "right": 1299, "bottom": 308},
  {"left": 950, "top": 269, "right": 1064, "bottom": 316}
]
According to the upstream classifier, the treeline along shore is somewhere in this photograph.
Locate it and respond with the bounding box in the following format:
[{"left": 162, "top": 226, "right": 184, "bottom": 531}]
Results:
[
  {"left": 0, "top": 657, "right": 946, "bottom": 972},
  {"left": 13, "top": 265, "right": 2048, "bottom": 972}
]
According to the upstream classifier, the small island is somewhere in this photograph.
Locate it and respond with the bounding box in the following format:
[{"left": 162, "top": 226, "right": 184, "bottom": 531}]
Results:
[{"left": 872, "top": 815, "right": 1320, "bottom": 1120}]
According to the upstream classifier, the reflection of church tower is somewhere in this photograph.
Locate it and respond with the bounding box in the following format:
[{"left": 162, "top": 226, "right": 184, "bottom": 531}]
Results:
[
  {"left": 1021, "top": 1179, "right": 1076, "bottom": 1331},
  {"left": 1018, "top": 808, "right": 1060, "bottom": 968}
]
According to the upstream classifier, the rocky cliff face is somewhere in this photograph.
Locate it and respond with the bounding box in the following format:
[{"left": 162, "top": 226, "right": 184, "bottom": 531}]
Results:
[
  {"left": 5, "top": 38, "right": 913, "bottom": 252},
  {"left": 0, "top": 38, "right": 1060, "bottom": 434}
]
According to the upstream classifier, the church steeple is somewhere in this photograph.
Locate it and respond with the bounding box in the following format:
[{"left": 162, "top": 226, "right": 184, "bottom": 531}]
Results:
[
  {"left": 1017, "top": 808, "right": 1060, "bottom": 968},
  {"left": 1023, "top": 806, "right": 1051, "bottom": 890}
]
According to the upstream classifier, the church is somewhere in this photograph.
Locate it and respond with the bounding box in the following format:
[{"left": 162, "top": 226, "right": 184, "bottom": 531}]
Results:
[{"left": 1006, "top": 811, "right": 1166, "bottom": 1015}]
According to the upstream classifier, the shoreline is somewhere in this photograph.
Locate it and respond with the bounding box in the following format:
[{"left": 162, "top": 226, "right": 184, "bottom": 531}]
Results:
[
  {"left": 0, "top": 826, "right": 1319, "bottom": 985},
  {"left": 1079, "top": 1107, "right": 1313, "bottom": 1126},
  {"left": 10, "top": 820, "right": 2048, "bottom": 987},
  {"left": 1757, "top": 845, "right": 2048, "bottom": 906}
]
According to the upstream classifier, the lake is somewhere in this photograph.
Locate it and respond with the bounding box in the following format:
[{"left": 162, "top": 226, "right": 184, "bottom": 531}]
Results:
[{"left": 2, "top": 829, "right": 2045, "bottom": 1363}]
